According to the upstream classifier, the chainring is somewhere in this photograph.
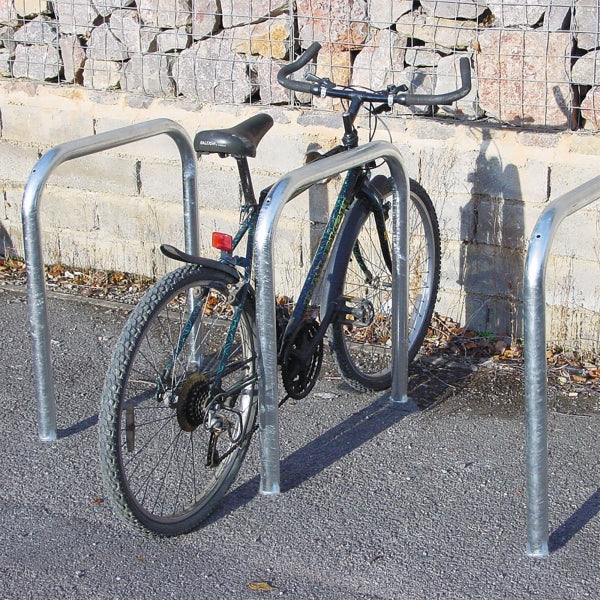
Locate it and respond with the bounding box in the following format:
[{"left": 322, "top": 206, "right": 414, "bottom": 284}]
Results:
[{"left": 281, "top": 319, "right": 324, "bottom": 400}]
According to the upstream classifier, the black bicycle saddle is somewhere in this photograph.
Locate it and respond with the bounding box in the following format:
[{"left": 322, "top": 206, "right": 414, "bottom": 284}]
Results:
[{"left": 194, "top": 113, "right": 274, "bottom": 158}]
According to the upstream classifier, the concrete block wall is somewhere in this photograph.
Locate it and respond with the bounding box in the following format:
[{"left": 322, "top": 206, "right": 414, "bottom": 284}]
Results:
[{"left": 1, "top": 80, "right": 599, "bottom": 349}]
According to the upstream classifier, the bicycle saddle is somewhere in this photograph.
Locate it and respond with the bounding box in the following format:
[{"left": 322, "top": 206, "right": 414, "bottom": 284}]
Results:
[{"left": 194, "top": 113, "right": 274, "bottom": 158}]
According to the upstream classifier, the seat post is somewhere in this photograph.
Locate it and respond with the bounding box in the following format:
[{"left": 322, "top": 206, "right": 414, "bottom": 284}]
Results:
[{"left": 235, "top": 156, "right": 257, "bottom": 205}]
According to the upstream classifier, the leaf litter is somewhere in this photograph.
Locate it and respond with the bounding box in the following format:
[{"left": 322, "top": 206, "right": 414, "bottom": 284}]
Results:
[{"left": 2, "top": 258, "right": 598, "bottom": 415}]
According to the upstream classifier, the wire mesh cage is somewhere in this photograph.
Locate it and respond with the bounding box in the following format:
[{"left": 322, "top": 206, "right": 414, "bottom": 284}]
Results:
[{"left": 0, "top": 0, "right": 599, "bottom": 131}]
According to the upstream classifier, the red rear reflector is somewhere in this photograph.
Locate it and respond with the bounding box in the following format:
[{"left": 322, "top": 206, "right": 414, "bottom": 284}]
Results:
[{"left": 212, "top": 232, "right": 233, "bottom": 252}]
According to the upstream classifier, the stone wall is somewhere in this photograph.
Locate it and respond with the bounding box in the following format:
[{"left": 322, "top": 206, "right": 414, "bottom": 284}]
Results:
[
  {"left": 0, "top": 0, "right": 600, "bottom": 129},
  {"left": 1, "top": 81, "right": 599, "bottom": 350}
]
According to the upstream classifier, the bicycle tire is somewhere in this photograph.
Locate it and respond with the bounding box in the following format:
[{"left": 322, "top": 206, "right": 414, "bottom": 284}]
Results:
[
  {"left": 99, "top": 264, "right": 257, "bottom": 536},
  {"left": 327, "top": 177, "right": 440, "bottom": 391}
]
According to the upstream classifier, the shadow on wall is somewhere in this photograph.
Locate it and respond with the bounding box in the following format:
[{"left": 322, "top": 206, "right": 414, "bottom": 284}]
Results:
[
  {"left": 0, "top": 222, "right": 14, "bottom": 259},
  {"left": 459, "top": 130, "right": 525, "bottom": 338}
]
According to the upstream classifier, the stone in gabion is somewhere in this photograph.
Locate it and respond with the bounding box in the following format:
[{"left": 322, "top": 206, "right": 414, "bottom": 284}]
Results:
[
  {"left": 312, "top": 45, "right": 352, "bottom": 109},
  {"left": 59, "top": 34, "right": 82, "bottom": 80},
  {"left": 14, "top": 0, "right": 50, "bottom": 18},
  {"left": 83, "top": 57, "right": 121, "bottom": 89},
  {"left": 221, "top": 0, "right": 288, "bottom": 28},
  {"left": 53, "top": 0, "right": 99, "bottom": 35},
  {"left": 571, "top": 50, "right": 600, "bottom": 86},
  {"left": 174, "top": 32, "right": 254, "bottom": 102},
  {"left": 485, "top": 0, "right": 547, "bottom": 27},
  {"left": 0, "top": 0, "right": 18, "bottom": 26},
  {"left": 368, "top": 0, "right": 413, "bottom": 28},
  {"left": 395, "top": 9, "right": 477, "bottom": 51},
  {"left": 574, "top": 0, "right": 600, "bottom": 51},
  {"left": 138, "top": 0, "right": 191, "bottom": 29},
  {"left": 59, "top": 33, "right": 85, "bottom": 82},
  {"left": 87, "top": 22, "right": 128, "bottom": 61},
  {"left": 157, "top": 26, "right": 189, "bottom": 52},
  {"left": 14, "top": 15, "right": 57, "bottom": 44},
  {"left": 231, "top": 15, "right": 291, "bottom": 60},
  {"left": 12, "top": 43, "right": 60, "bottom": 79},
  {"left": 0, "top": 47, "right": 11, "bottom": 74},
  {"left": 110, "top": 9, "right": 157, "bottom": 55},
  {"left": 477, "top": 29, "right": 572, "bottom": 127},
  {"left": 420, "top": 0, "right": 484, "bottom": 20},
  {"left": 252, "top": 56, "right": 289, "bottom": 104},
  {"left": 0, "top": 25, "right": 15, "bottom": 52},
  {"left": 405, "top": 47, "right": 442, "bottom": 67},
  {"left": 435, "top": 53, "right": 483, "bottom": 119},
  {"left": 394, "top": 66, "right": 436, "bottom": 116},
  {"left": 546, "top": 0, "right": 571, "bottom": 30},
  {"left": 580, "top": 86, "right": 600, "bottom": 129},
  {"left": 121, "top": 53, "right": 175, "bottom": 96},
  {"left": 350, "top": 29, "right": 407, "bottom": 90},
  {"left": 191, "top": 0, "right": 218, "bottom": 39},
  {"left": 92, "top": 0, "right": 135, "bottom": 18},
  {"left": 297, "top": 0, "right": 368, "bottom": 50}
]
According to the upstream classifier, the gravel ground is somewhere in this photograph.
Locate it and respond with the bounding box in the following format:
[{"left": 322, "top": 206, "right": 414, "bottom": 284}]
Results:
[{"left": 1, "top": 268, "right": 600, "bottom": 599}]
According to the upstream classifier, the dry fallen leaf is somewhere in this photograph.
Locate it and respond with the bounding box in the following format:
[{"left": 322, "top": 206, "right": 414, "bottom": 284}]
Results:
[{"left": 247, "top": 581, "right": 277, "bottom": 592}]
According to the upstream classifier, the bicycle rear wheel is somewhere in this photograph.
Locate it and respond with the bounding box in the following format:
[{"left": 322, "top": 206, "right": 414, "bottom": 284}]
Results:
[
  {"left": 99, "top": 264, "right": 257, "bottom": 536},
  {"left": 328, "top": 177, "right": 440, "bottom": 391}
]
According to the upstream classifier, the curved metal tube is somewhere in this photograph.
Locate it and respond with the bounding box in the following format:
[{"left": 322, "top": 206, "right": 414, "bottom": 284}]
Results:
[
  {"left": 524, "top": 175, "right": 600, "bottom": 557},
  {"left": 21, "top": 119, "right": 198, "bottom": 441},
  {"left": 254, "top": 140, "right": 410, "bottom": 495}
]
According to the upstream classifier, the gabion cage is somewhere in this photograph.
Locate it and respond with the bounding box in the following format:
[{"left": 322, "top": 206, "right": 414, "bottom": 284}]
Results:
[{"left": 1, "top": 0, "right": 599, "bottom": 131}]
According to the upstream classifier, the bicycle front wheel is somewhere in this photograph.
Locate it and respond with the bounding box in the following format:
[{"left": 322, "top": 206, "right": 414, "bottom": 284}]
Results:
[
  {"left": 99, "top": 264, "right": 257, "bottom": 536},
  {"left": 328, "top": 177, "right": 440, "bottom": 391}
]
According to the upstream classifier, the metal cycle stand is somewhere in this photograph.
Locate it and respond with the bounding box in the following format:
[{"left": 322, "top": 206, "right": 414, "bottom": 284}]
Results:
[
  {"left": 524, "top": 175, "right": 600, "bottom": 557},
  {"left": 253, "top": 140, "right": 410, "bottom": 495},
  {"left": 21, "top": 119, "right": 199, "bottom": 442}
]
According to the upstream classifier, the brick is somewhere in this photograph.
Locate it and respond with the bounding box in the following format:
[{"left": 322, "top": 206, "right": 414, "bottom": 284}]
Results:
[
  {"left": 546, "top": 304, "right": 600, "bottom": 348},
  {"left": 549, "top": 162, "right": 600, "bottom": 200},
  {"left": 140, "top": 159, "right": 242, "bottom": 207},
  {"left": 547, "top": 254, "right": 600, "bottom": 312},
  {"left": 547, "top": 206, "right": 600, "bottom": 263},
  {"left": 419, "top": 146, "right": 479, "bottom": 196},
  {"left": 1, "top": 101, "right": 94, "bottom": 144},
  {"left": 0, "top": 142, "right": 41, "bottom": 183},
  {"left": 52, "top": 154, "right": 139, "bottom": 196}
]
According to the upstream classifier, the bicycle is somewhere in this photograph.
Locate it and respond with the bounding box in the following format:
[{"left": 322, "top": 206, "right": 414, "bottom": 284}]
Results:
[{"left": 98, "top": 42, "right": 471, "bottom": 536}]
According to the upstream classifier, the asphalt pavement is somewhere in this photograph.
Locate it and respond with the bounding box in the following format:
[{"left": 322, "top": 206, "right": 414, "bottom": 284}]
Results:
[{"left": 1, "top": 282, "right": 600, "bottom": 600}]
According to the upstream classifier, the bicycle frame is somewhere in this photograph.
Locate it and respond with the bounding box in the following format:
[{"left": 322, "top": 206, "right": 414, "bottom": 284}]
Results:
[{"left": 160, "top": 152, "right": 391, "bottom": 413}]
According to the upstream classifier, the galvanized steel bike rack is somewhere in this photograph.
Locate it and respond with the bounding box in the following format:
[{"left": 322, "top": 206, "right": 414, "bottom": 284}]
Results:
[
  {"left": 22, "top": 119, "right": 199, "bottom": 442},
  {"left": 525, "top": 175, "right": 600, "bottom": 557},
  {"left": 253, "top": 140, "right": 410, "bottom": 495}
]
